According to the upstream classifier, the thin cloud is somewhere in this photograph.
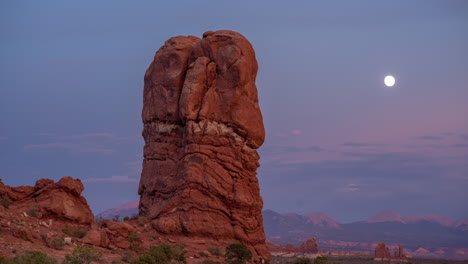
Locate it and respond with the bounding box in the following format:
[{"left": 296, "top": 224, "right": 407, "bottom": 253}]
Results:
[
  {"left": 0, "top": 136, "right": 7, "bottom": 140},
  {"left": 83, "top": 175, "right": 139, "bottom": 183},
  {"left": 341, "top": 183, "right": 360, "bottom": 192},
  {"left": 460, "top": 134, "right": 468, "bottom": 141},
  {"left": 342, "top": 142, "right": 383, "bottom": 147},
  {"left": 416, "top": 136, "right": 444, "bottom": 141},
  {"left": 291, "top": 129, "right": 302, "bottom": 136},
  {"left": 68, "top": 133, "right": 116, "bottom": 140},
  {"left": 23, "top": 143, "right": 113, "bottom": 154}
]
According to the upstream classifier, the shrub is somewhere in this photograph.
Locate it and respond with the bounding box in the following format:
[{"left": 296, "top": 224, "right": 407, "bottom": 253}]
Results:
[
  {"left": 8, "top": 251, "right": 57, "bottom": 264},
  {"left": 207, "top": 248, "right": 222, "bottom": 256},
  {"left": 225, "top": 243, "right": 252, "bottom": 264},
  {"left": 293, "top": 257, "right": 312, "bottom": 264},
  {"left": 113, "top": 215, "right": 120, "bottom": 222},
  {"left": 132, "top": 243, "right": 186, "bottom": 264},
  {"left": 112, "top": 261, "right": 124, "bottom": 264},
  {"left": 124, "top": 216, "right": 130, "bottom": 221},
  {"left": 201, "top": 260, "right": 221, "bottom": 264},
  {"left": 129, "top": 233, "right": 139, "bottom": 243},
  {"left": 138, "top": 216, "right": 147, "bottom": 227},
  {"left": 313, "top": 256, "right": 328, "bottom": 264},
  {"left": 121, "top": 251, "right": 133, "bottom": 263},
  {"left": 1, "top": 196, "right": 11, "bottom": 209},
  {"left": 63, "top": 245, "right": 103, "bottom": 264},
  {"left": 27, "top": 204, "right": 40, "bottom": 218},
  {"left": 52, "top": 237, "right": 65, "bottom": 250},
  {"left": 198, "top": 252, "right": 209, "bottom": 258},
  {"left": 62, "top": 225, "right": 87, "bottom": 238}
]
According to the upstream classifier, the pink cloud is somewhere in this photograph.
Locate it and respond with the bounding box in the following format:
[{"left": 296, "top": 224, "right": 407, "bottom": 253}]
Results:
[
  {"left": 291, "top": 129, "right": 302, "bottom": 136},
  {"left": 23, "top": 142, "right": 113, "bottom": 154}
]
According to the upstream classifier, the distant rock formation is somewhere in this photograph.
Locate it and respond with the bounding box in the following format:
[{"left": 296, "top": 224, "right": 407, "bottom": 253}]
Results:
[
  {"left": 374, "top": 242, "right": 391, "bottom": 260},
  {"left": 375, "top": 242, "right": 407, "bottom": 261},
  {"left": 267, "top": 238, "right": 318, "bottom": 254},
  {"left": 0, "top": 176, "right": 93, "bottom": 224},
  {"left": 138, "top": 30, "right": 269, "bottom": 262}
]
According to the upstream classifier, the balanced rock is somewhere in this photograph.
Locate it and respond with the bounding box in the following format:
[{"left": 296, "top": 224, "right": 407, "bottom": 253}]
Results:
[{"left": 139, "top": 30, "right": 269, "bottom": 261}]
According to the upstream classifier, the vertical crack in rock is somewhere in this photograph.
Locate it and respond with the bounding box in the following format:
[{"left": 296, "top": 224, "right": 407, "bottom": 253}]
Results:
[{"left": 139, "top": 30, "right": 269, "bottom": 262}]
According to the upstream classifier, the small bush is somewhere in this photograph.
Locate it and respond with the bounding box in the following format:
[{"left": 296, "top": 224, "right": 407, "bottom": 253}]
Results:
[
  {"left": 201, "top": 260, "right": 221, "bottom": 264},
  {"left": 8, "top": 251, "right": 57, "bottom": 264},
  {"left": 313, "top": 256, "right": 328, "bottom": 264},
  {"left": 62, "top": 224, "right": 87, "bottom": 238},
  {"left": 112, "top": 261, "right": 124, "bottom": 264},
  {"left": 1, "top": 196, "right": 11, "bottom": 209},
  {"left": 137, "top": 216, "right": 147, "bottom": 226},
  {"left": 293, "top": 257, "right": 312, "bottom": 264},
  {"left": 129, "top": 233, "right": 139, "bottom": 243},
  {"left": 207, "top": 247, "right": 222, "bottom": 256},
  {"left": 63, "top": 245, "right": 103, "bottom": 264},
  {"left": 198, "top": 252, "right": 209, "bottom": 258},
  {"left": 52, "top": 237, "right": 65, "bottom": 250},
  {"left": 121, "top": 251, "right": 133, "bottom": 263},
  {"left": 27, "top": 204, "right": 40, "bottom": 218},
  {"left": 225, "top": 243, "right": 252, "bottom": 264},
  {"left": 129, "top": 242, "right": 142, "bottom": 252},
  {"left": 95, "top": 216, "right": 104, "bottom": 227},
  {"left": 124, "top": 216, "right": 130, "bottom": 221},
  {"left": 113, "top": 215, "right": 120, "bottom": 222},
  {"left": 132, "top": 243, "right": 186, "bottom": 264}
]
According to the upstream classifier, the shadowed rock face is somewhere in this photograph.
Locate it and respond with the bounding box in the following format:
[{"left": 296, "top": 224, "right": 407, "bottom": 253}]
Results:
[{"left": 138, "top": 30, "right": 269, "bottom": 261}]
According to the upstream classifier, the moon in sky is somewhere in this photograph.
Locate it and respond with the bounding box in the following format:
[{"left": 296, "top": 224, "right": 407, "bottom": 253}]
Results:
[{"left": 384, "top": 75, "right": 396, "bottom": 87}]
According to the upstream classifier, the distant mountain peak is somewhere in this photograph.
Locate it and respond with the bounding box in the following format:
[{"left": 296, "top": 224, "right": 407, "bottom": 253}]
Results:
[
  {"left": 368, "top": 210, "right": 404, "bottom": 223},
  {"left": 303, "top": 212, "right": 341, "bottom": 229}
]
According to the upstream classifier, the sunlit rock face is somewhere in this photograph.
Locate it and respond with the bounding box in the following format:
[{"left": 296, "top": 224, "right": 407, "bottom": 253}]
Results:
[{"left": 138, "top": 30, "right": 269, "bottom": 261}]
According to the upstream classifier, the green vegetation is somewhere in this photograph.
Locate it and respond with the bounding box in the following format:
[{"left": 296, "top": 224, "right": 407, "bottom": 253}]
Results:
[
  {"left": 198, "top": 252, "right": 209, "bottom": 258},
  {"left": 3, "top": 251, "right": 57, "bottom": 264},
  {"left": 52, "top": 237, "right": 65, "bottom": 250},
  {"left": 27, "top": 204, "right": 40, "bottom": 218},
  {"left": 201, "top": 260, "right": 221, "bottom": 264},
  {"left": 293, "top": 257, "right": 312, "bottom": 264},
  {"left": 121, "top": 251, "right": 133, "bottom": 263},
  {"left": 129, "top": 233, "right": 139, "bottom": 243},
  {"left": 207, "top": 247, "right": 222, "bottom": 256},
  {"left": 124, "top": 216, "right": 130, "bottom": 221},
  {"left": 63, "top": 245, "right": 103, "bottom": 264},
  {"left": 131, "top": 243, "right": 186, "bottom": 264},
  {"left": 225, "top": 243, "right": 252, "bottom": 264},
  {"left": 62, "top": 224, "right": 87, "bottom": 238},
  {"left": 138, "top": 216, "right": 147, "bottom": 226},
  {"left": 1, "top": 196, "right": 11, "bottom": 209}
]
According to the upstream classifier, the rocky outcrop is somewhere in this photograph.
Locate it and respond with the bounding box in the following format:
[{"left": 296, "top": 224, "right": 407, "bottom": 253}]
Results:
[
  {"left": 138, "top": 30, "right": 269, "bottom": 262},
  {"left": 0, "top": 176, "right": 94, "bottom": 224},
  {"left": 375, "top": 242, "right": 391, "bottom": 260},
  {"left": 267, "top": 239, "right": 318, "bottom": 254}
]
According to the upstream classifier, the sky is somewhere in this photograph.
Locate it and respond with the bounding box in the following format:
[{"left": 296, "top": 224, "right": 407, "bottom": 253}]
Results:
[{"left": 1, "top": 1, "right": 467, "bottom": 223}]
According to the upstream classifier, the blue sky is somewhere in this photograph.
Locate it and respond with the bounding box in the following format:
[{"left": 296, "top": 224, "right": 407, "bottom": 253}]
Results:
[{"left": 1, "top": 1, "right": 467, "bottom": 222}]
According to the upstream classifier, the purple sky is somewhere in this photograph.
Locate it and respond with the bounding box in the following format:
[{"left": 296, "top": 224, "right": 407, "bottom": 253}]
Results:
[{"left": 1, "top": 1, "right": 467, "bottom": 223}]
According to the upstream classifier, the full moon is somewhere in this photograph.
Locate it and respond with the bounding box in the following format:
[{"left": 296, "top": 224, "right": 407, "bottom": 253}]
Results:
[{"left": 384, "top": 75, "right": 396, "bottom": 87}]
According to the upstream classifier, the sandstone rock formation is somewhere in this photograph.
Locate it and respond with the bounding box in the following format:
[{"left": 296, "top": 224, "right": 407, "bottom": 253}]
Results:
[
  {"left": 0, "top": 176, "right": 94, "bottom": 224},
  {"left": 267, "top": 239, "right": 318, "bottom": 254},
  {"left": 138, "top": 30, "right": 269, "bottom": 261},
  {"left": 375, "top": 242, "right": 391, "bottom": 260}
]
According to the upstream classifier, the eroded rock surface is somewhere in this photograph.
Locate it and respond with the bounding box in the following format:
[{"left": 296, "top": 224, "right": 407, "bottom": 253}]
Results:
[
  {"left": 0, "top": 176, "right": 94, "bottom": 224},
  {"left": 139, "top": 30, "right": 269, "bottom": 261}
]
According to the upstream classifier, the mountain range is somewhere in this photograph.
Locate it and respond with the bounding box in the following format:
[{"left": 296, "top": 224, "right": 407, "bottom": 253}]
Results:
[{"left": 98, "top": 203, "right": 468, "bottom": 259}]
